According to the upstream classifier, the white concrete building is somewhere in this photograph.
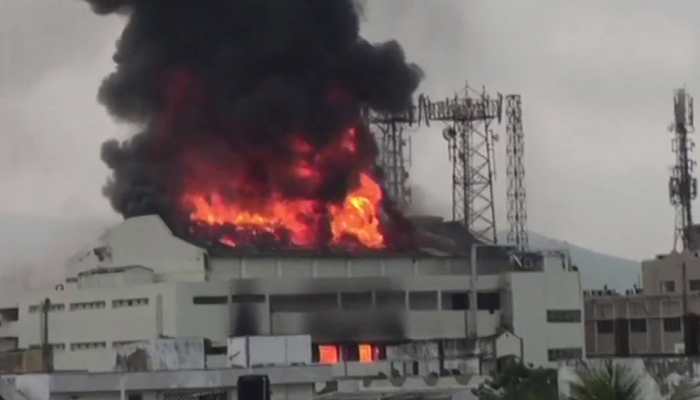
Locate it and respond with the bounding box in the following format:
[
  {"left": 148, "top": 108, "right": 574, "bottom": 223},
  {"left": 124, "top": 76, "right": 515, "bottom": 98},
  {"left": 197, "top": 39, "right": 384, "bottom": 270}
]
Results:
[{"left": 0, "top": 216, "right": 585, "bottom": 398}]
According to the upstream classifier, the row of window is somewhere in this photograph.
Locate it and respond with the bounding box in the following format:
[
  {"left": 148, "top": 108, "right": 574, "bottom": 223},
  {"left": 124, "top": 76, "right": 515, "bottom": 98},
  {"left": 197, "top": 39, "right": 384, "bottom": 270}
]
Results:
[
  {"left": 28, "top": 304, "right": 65, "bottom": 314},
  {"left": 28, "top": 298, "right": 149, "bottom": 313},
  {"left": 30, "top": 340, "right": 146, "bottom": 352},
  {"left": 29, "top": 343, "right": 66, "bottom": 352},
  {"left": 194, "top": 291, "right": 502, "bottom": 312},
  {"left": 597, "top": 317, "right": 681, "bottom": 333},
  {"left": 661, "top": 279, "right": 700, "bottom": 293}
]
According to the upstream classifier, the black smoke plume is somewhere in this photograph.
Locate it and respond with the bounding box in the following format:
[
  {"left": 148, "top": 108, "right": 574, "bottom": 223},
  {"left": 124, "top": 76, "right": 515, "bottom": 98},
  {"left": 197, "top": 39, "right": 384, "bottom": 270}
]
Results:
[{"left": 85, "top": 0, "right": 423, "bottom": 246}]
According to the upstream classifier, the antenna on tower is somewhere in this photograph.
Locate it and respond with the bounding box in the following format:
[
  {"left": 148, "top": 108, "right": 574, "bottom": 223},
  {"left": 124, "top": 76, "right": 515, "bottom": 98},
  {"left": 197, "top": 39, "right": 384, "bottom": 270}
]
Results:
[
  {"left": 669, "top": 88, "right": 697, "bottom": 251},
  {"left": 363, "top": 107, "right": 417, "bottom": 211},
  {"left": 418, "top": 85, "right": 503, "bottom": 243},
  {"left": 505, "top": 95, "right": 528, "bottom": 252}
]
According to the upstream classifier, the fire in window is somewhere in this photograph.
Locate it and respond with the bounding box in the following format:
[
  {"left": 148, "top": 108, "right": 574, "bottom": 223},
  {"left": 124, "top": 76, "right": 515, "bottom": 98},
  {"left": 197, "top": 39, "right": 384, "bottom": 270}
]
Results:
[
  {"left": 358, "top": 344, "right": 377, "bottom": 363},
  {"left": 318, "top": 345, "right": 339, "bottom": 364}
]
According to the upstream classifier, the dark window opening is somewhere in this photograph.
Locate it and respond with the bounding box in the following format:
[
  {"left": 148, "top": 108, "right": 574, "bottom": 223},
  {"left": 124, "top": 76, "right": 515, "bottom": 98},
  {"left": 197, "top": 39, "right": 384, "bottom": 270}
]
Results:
[
  {"left": 409, "top": 291, "right": 438, "bottom": 310},
  {"left": 663, "top": 281, "right": 676, "bottom": 293},
  {"left": 547, "top": 309, "right": 581, "bottom": 323},
  {"left": 270, "top": 294, "right": 337, "bottom": 313},
  {"left": 477, "top": 292, "right": 500, "bottom": 311},
  {"left": 630, "top": 318, "right": 647, "bottom": 333},
  {"left": 128, "top": 394, "right": 143, "bottom": 400},
  {"left": 193, "top": 296, "right": 228, "bottom": 305},
  {"left": 341, "top": 292, "right": 372, "bottom": 310},
  {"left": 343, "top": 344, "right": 359, "bottom": 361},
  {"left": 597, "top": 320, "right": 614, "bottom": 334},
  {"left": 376, "top": 291, "right": 405, "bottom": 309},
  {"left": 664, "top": 317, "right": 682, "bottom": 332},
  {"left": 231, "top": 294, "right": 266, "bottom": 303},
  {"left": 0, "top": 308, "right": 19, "bottom": 322},
  {"left": 441, "top": 292, "right": 469, "bottom": 310},
  {"left": 691, "top": 280, "right": 700, "bottom": 291},
  {"left": 207, "top": 346, "right": 227, "bottom": 355}
]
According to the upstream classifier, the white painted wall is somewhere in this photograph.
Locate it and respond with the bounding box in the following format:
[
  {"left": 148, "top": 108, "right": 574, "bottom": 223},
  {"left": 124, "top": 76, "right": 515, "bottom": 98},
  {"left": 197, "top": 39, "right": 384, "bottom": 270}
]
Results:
[
  {"left": 65, "top": 216, "right": 206, "bottom": 282},
  {"left": 508, "top": 268, "right": 584, "bottom": 367}
]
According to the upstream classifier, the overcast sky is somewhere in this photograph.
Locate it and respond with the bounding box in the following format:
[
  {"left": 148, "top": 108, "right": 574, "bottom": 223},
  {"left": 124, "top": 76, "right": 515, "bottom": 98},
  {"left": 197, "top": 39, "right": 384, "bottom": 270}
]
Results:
[{"left": 1, "top": 0, "right": 698, "bottom": 261}]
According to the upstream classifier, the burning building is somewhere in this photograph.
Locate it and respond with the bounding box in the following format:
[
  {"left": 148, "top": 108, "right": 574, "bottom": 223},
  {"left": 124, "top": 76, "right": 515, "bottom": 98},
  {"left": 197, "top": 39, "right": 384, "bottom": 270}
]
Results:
[
  {"left": 90, "top": 0, "right": 421, "bottom": 253},
  {"left": 0, "top": 1, "right": 586, "bottom": 398}
]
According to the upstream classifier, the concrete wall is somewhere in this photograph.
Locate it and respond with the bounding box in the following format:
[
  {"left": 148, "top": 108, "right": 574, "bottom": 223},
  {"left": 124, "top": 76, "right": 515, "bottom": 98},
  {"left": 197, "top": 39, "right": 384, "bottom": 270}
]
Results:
[
  {"left": 508, "top": 268, "right": 585, "bottom": 366},
  {"left": 585, "top": 294, "right": 697, "bottom": 356},
  {"left": 210, "top": 256, "right": 472, "bottom": 281},
  {"left": 65, "top": 216, "right": 206, "bottom": 282},
  {"left": 642, "top": 252, "right": 700, "bottom": 295}
]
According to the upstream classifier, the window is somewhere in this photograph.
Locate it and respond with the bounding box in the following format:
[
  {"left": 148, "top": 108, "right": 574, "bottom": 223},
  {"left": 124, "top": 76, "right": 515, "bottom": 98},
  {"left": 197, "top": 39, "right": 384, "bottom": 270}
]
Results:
[
  {"left": 630, "top": 319, "right": 647, "bottom": 333},
  {"left": 597, "top": 320, "right": 614, "bottom": 334},
  {"left": 664, "top": 317, "right": 682, "bottom": 332},
  {"left": 547, "top": 310, "right": 581, "bottom": 323},
  {"left": 548, "top": 347, "right": 583, "bottom": 361},
  {"left": 49, "top": 304, "right": 65, "bottom": 312},
  {"left": 231, "top": 294, "right": 265, "bottom": 303},
  {"left": 270, "top": 294, "right": 338, "bottom": 312},
  {"left": 409, "top": 291, "right": 438, "bottom": 310},
  {"left": 113, "top": 298, "right": 149, "bottom": 308},
  {"left": 663, "top": 281, "right": 676, "bottom": 293},
  {"left": 691, "top": 280, "right": 700, "bottom": 291},
  {"left": 29, "top": 343, "right": 65, "bottom": 352},
  {"left": 441, "top": 291, "right": 469, "bottom": 310},
  {"left": 341, "top": 292, "right": 372, "bottom": 310},
  {"left": 70, "top": 341, "right": 107, "bottom": 351},
  {"left": 317, "top": 345, "right": 339, "bottom": 364},
  {"left": 70, "top": 301, "right": 106, "bottom": 311},
  {"left": 359, "top": 344, "right": 375, "bottom": 363},
  {"left": 128, "top": 394, "right": 143, "bottom": 400},
  {"left": 28, "top": 303, "right": 64, "bottom": 313},
  {"left": 192, "top": 296, "right": 227, "bottom": 305},
  {"left": 477, "top": 292, "right": 500, "bottom": 311},
  {"left": 375, "top": 291, "right": 405, "bottom": 309}
]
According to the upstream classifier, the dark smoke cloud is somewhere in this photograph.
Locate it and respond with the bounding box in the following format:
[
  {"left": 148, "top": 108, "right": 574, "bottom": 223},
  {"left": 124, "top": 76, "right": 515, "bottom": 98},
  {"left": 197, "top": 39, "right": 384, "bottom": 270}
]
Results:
[{"left": 85, "top": 0, "right": 423, "bottom": 242}]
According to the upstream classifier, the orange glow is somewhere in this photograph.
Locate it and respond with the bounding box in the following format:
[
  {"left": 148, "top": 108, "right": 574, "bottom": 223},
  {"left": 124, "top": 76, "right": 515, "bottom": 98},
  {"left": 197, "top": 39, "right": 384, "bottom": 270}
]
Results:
[
  {"left": 359, "top": 344, "right": 374, "bottom": 363},
  {"left": 184, "top": 192, "right": 320, "bottom": 248},
  {"left": 319, "top": 345, "right": 339, "bottom": 364},
  {"left": 329, "top": 173, "right": 385, "bottom": 249},
  {"left": 182, "top": 127, "right": 387, "bottom": 250}
]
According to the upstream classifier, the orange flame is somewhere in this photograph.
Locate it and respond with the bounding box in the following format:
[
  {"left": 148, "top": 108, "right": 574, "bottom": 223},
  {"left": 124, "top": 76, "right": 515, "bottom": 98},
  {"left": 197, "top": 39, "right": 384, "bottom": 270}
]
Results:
[
  {"left": 329, "top": 173, "right": 384, "bottom": 249},
  {"left": 182, "top": 127, "right": 386, "bottom": 250},
  {"left": 184, "top": 193, "right": 321, "bottom": 248}
]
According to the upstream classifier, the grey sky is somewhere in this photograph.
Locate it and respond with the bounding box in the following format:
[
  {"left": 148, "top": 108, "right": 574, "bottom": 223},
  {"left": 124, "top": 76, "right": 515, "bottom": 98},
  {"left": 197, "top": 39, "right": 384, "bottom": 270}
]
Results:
[{"left": 0, "top": 0, "right": 697, "bottom": 261}]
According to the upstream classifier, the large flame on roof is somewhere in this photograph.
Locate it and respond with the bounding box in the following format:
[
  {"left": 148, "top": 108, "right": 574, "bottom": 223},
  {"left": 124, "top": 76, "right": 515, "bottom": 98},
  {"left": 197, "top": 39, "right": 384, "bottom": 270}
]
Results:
[{"left": 182, "top": 127, "right": 386, "bottom": 250}]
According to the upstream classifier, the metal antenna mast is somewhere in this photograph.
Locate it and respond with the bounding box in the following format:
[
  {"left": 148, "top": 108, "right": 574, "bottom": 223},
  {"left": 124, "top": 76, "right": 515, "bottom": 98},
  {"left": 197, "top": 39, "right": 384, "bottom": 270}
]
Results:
[
  {"left": 418, "top": 87, "right": 503, "bottom": 243},
  {"left": 670, "top": 88, "right": 697, "bottom": 251},
  {"left": 364, "top": 108, "right": 417, "bottom": 210},
  {"left": 505, "top": 95, "right": 528, "bottom": 252}
]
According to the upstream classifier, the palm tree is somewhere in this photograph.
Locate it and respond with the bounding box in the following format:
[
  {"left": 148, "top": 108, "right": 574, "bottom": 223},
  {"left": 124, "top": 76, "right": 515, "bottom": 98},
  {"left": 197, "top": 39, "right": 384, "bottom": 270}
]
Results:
[
  {"left": 569, "top": 361, "right": 642, "bottom": 400},
  {"left": 669, "top": 381, "right": 700, "bottom": 400}
]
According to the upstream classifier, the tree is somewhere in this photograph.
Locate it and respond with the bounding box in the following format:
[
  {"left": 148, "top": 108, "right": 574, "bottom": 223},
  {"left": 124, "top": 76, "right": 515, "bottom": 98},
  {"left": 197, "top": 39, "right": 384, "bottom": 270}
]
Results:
[
  {"left": 472, "top": 363, "right": 558, "bottom": 400},
  {"left": 669, "top": 381, "right": 700, "bottom": 400},
  {"left": 569, "top": 361, "right": 641, "bottom": 400}
]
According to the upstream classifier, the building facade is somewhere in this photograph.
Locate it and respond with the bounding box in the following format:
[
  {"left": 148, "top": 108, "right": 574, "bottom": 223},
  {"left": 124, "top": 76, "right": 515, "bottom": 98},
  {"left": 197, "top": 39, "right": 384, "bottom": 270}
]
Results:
[
  {"left": 0, "top": 216, "right": 585, "bottom": 398},
  {"left": 585, "top": 251, "right": 700, "bottom": 356}
]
